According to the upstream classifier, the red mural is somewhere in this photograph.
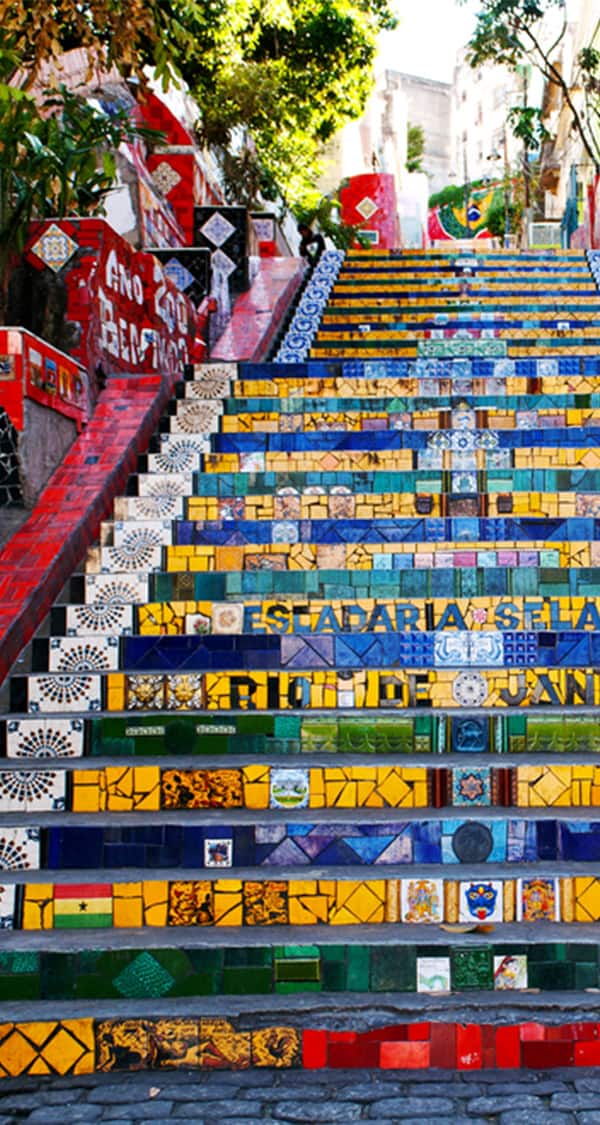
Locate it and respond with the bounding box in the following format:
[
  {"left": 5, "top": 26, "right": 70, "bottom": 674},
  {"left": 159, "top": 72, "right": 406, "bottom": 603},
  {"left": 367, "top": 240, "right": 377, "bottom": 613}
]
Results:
[
  {"left": 339, "top": 174, "right": 398, "bottom": 249},
  {"left": 0, "top": 328, "right": 88, "bottom": 432},
  {"left": 25, "top": 219, "right": 208, "bottom": 380}
]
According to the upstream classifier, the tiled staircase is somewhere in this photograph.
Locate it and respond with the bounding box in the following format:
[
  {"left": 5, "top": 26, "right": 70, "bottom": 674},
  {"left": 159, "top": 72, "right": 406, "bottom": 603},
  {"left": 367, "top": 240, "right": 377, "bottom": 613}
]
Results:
[{"left": 5, "top": 247, "right": 600, "bottom": 1075}]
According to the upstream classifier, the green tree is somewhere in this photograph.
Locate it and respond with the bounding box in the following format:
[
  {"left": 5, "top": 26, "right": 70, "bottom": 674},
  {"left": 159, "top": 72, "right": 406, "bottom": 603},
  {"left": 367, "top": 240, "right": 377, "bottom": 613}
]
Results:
[
  {"left": 2, "top": 0, "right": 397, "bottom": 208},
  {"left": 485, "top": 197, "right": 520, "bottom": 239},
  {"left": 406, "top": 123, "right": 425, "bottom": 173},
  {"left": 464, "top": 0, "right": 600, "bottom": 169}
]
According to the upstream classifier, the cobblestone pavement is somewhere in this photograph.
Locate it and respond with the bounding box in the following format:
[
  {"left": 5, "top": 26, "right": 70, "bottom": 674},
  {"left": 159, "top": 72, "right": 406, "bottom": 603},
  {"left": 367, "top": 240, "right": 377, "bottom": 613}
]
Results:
[{"left": 4, "top": 1068, "right": 600, "bottom": 1123}]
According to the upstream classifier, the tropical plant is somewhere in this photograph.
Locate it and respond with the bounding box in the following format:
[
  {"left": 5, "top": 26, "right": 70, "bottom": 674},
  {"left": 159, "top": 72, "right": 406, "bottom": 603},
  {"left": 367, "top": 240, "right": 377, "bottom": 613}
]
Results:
[
  {"left": 294, "top": 189, "right": 371, "bottom": 251},
  {"left": 406, "top": 123, "right": 425, "bottom": 173},
  {"left": 0, "top": 40, "right": 158, "bottom": 319}
]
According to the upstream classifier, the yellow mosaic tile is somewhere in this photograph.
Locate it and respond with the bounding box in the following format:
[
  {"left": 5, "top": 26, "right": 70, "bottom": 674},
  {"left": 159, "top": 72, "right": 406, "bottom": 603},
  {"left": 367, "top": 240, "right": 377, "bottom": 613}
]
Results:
[
  {"left": 0, "top": 1020, "right": 94, "bottom": 1077},
  {"left": 22, "top": 885, "right": 54, "bottom": 931},
  {"left": 573, "top": 877, "right": 600, "bottom": 923}
]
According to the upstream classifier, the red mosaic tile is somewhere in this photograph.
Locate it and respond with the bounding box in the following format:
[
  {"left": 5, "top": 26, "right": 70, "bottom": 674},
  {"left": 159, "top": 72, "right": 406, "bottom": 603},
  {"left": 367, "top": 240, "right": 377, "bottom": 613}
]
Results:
[
  {"left": 456, "top": 1024, "right": 482, "bottom": 1070},
  {"left": 212, "top": 258, "right": 305, "bottom": 362},
  {"left": 495, "top": 1026, "right": 521, "bottom": 1069},
  {"left": 328, "top": 1041, "right": 380, "bottom": 1068},
  {"left": 0, "top": 372, "right": 178, "bottom": 685},
  {"left": 362, "top": 1025, "right": 408, "bottom": 1043},
  {"left": 575, "top": 1041, "right": 600, "bottom": 1065},
  {"left": 380, "top": 1041, "right": 430, "bottom": 1068},
  {"left": 302, "top": 1030, "right": 327, "bottom": 1069},
  {"left": 520, "top": 1023, "right": 545, "bottom": 1041},
  {"left": 522, "top": 1041, "right": 574, "bottom": 1068},
  {"left": 429, "top": 1023, "right": 457, "bottom": 1069}
]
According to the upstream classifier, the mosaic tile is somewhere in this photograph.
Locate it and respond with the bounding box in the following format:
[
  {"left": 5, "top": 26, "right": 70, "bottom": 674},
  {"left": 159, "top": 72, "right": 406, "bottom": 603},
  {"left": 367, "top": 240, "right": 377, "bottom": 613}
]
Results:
[
  {"left": 459, "top": 881, "right": 503, "bottom": 924},
  {"left": 400, "top": 878, "right": 443, "bottom": 924},
  {"left": 0, "top": 883, "right": 15, "bottom": 926},
  {"left": 416, "top": 957, "right": 450, "bottom": 993},
  {"left": 7, "top": 248, "right": 600, "bottom": 1039},
  {"left": 0, "top": 1019, "right": 94, "bottom": 1077},
  {"left": 518, "top": 877, "right": 560, "bottom": 922},
  {"left": 0, "top": 770, "right": 65, "bottom": 813},
  {"left": 27, "top": 674, "right": 102, "bottom": 714},
  {"left": 5, "top": 718, "right": 84, "bottom": 759},
  {"left": 47, "top": 637, "right": 119, "bottom": 673},
  {"left": 84, "top": 574, "right": 149, "bottom": 607},
  {"left": 494, "top": 955, "right": 528, "bottom": 990}
]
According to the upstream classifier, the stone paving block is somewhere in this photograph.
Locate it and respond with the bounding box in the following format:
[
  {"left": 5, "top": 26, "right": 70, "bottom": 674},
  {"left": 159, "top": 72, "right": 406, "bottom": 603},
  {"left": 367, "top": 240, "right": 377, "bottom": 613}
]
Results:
[
  {"left": 97, "top": 1102, "right": 174, "bottom": 1119},
  {"left": 498, "top": 1114, "right": 576, "bottom": 1125},
  {"left": 27, "top": 1107, "right": 104, "bottom": 1123},
  {"left": 86, "top": 1084, "right": 171, "bottom": 1103},
  {"left": 467, "top": 1094, "right": 549, "bottom": 1113},
  {"left": 366, "top": 1096, "right": 455, "bottom": 1116},
  {"left": 551, "top": 1093, "right": 600, "bottom": 1109},
  {"left": 150, "top": 1083, "right": 246, "bottom": 1101},
  {"left": 272, "top": 1102, "right": 362, "bottom": 1121},
  {"left": 172, "top": 1102, "right": 263, "bottom": 1118}
]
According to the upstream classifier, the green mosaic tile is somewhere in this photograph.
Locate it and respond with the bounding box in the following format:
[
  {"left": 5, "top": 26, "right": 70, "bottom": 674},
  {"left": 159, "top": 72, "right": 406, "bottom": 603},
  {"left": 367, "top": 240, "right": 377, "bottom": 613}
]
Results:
[
  {"left": 321, "top": 962, "right": 347, "bottom": 991},
  {"left": 0, "top": 951, "right": 39, "bottom": 973},
  {"left": 222, "top": 967, "right": 273, "bottom": 994},
  {"left": 170, "top": 973, "right": 218, "bottom": 997},
  {"left": 275, "top": 960, "right": 320, "bottom": 983},
  {"left": 528, "top": 961, "right": 575, "bottom": 990},
  {"left": 112, "top": 952, "right": 175, "bottom": 1000},
  {"left": 274, "top": 981, "right": 322, "bottom": 994},
  {"left": 450, "top": 947, "right": 493, "bottom": 991},
  {"left": 575, "top": 963, "right": 599, "bottom": 989},
  {"left": 370, "top": 947, "right": 417, "bottom": 992},
  {"left": 346, "top": 946, "right": 370, "bottom": 990},
  {"left": 0, "top": 974, "right": 40, "bottom": 1001}
]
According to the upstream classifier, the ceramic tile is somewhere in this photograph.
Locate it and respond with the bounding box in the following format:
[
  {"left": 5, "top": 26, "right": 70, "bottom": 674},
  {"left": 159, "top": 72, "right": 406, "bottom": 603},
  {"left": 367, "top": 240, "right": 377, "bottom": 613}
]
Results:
[
  {"left": 459, "top": 881, "right": 503, "bottom": 924},
  {"left": 0, "top": 828, "right": 39, "bottom": 871},
  {"left": 0, "top": 770, "right": 65, "bottom": 813},
  {"left": 27, "top": 674, "right": 102, "bottom": 714},
  {"left": 47, "top": 638, "right": 119, "bottom": 673},
  {"left": 517, "top": 877, "right": 560, "bottom": 922},
  {"left": 84, "top": 574, "right": 149, "bottom": 607},
  {"left": 494, "top": 955, "right": 528, "bottom": 989},
  {"left": 400, "top": 878, "right": 443, "bottom": 924},
  {"left": 417, "top": 957, "right": 450, "bottom": 992},
  {"left": 5, "top": 718, "right": 84, "bottom": 759}
]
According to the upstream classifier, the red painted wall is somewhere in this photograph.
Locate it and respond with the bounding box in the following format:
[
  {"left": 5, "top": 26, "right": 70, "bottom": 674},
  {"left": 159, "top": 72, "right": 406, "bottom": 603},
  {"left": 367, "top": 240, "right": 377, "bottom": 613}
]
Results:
[{"left": 340, "top": 173, "right": 398, "bottom": 249}]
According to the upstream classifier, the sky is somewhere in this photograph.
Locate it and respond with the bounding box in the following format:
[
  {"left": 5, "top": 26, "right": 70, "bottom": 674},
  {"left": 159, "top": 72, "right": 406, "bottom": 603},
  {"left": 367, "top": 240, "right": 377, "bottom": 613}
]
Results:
[{"left": 378, "top": 0, "right": 480, "bottom": 83}]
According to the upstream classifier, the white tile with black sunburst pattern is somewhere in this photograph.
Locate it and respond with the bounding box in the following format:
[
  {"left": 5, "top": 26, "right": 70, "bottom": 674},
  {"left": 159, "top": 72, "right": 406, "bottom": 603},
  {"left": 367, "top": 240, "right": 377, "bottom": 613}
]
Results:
[
  {"left": 66, "top": 601, "right": 133, "bottom": 637},
  {"left": 5, "top": 718, "right": 84, "bottom": 759},
  {"left": 84, "top": 574, "right": 149, "bottom": 607},
  {"left": 0, "top": 769, "right": 66, "bottom": 813},
  {"left": 27, "top": 674, "right": 102, "bottom": 714},
  {"left": 47, "top": 637, "right": 119, "bottom": 673},
  {"left": 147, "top": 434, "right": 209, "bottom": 474}
]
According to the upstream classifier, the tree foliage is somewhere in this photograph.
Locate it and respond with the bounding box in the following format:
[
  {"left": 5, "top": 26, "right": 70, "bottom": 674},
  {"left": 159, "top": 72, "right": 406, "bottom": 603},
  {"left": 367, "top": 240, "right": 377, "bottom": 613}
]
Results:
[
  {"left": 464, "top": 0, "right": 600, "bottom": 169},
  {"left": 406, "top": 123, "right": 425, "bottom": 173},
  {"left": 485, "top": 197, "right": 520, "bottom": 238},
  {"left": 161, "top": 0, "right": 397, "bottom": 205},
  {"left": 0, "top": 0, "right": 397, "bottom": 206},
  {"left": 0, "top": 0, "right": 156, "bottom": 82}
]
